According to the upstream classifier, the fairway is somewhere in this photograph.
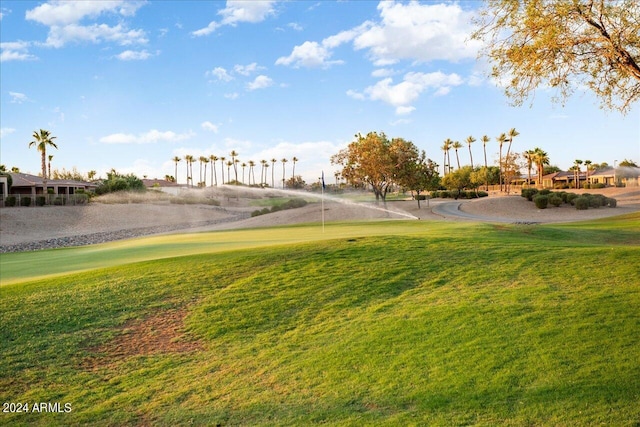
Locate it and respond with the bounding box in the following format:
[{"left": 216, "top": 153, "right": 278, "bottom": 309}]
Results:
[{"left": 1, "top": 215, "right": 639, "bottom": 425}]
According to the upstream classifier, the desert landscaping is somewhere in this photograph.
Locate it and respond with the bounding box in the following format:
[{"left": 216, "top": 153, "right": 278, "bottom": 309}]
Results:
[{"left": 2, "top": 186, "right": 639, "bottom": 252}]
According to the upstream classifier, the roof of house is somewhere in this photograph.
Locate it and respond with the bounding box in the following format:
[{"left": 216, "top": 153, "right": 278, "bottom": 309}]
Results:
[
  {"left": 9, "top": 172, "right": 97, "bottom": 188},
  {"left": 142, "top": 178, "right": 180, "bottom": 187}
]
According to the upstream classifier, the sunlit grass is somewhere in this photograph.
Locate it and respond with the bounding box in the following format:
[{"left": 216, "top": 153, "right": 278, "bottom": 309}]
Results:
[{"left": 1, "top": 215, "right": 638, "bottom": 425}]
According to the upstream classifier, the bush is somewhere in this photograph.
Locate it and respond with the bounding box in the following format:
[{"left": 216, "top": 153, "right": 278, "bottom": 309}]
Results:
[
  {"left": 549, "top": 194, "right": 563, "bottom": 207},
  {"left": 415, "top": 194, "right": 428, "bottom": 201},
  {"left": 606, "top": 197, "right": 617, "bottom": 208},
  {"left": 592, "top": 182, "right": 606, "bottom": 189},
  {"left": 36, "top": 196, "right": 47, "bottom": 206},
  {"left": 5, "top": 196, "right": 16, "bottom": 207},
  {"left": 477, "top": 191, "right": 489, "bottom": 198},
  {"left": 521, "top": 188, "right": 538, "bottom": 201},
  {"left": 430, "top": 191, "right": 440, "bottom": 198},
  {"left": 20, "top": 196, "right": 31, "bottom": 207},
  {"left": 538, "top": 189, "right": 551, "bottom": 196},
  {"left": 574, "top": 197, "right": 590, "bottom": 210},
  {"left": 440, "top": 191, "right": 451, "bottom": 198},
  {"left": 566, "top": 193, "right": 579, "bottom": 205},
  {"left": 590, "top": 194, "right": 607, "bottom": 208},
  {"left": 53, "top": 196, "right": 65, "bottom": 206},
  {"left": 72, "top": 194, "right": 89, "bottom": 205},
  {"left": 533, "top": 194, "right": 549, "bottom": 209}
]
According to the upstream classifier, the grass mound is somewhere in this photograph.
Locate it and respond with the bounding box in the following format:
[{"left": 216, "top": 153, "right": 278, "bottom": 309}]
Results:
[{"left": 1, "top": 216, "right": 639, "bottom": 425}]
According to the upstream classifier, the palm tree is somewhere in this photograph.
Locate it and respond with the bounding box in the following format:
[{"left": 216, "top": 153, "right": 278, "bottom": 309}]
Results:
[
  {"left": 441, "top": 140, "right": 450, "bottom": 176},
  {"left": 292, "top": 156, "right": 299, "bottom": 178},
  {"left": 230, "top": 150, "right": 239, "bottom": 182},
  {"left": 210, "top": 155, "right": 218, "bottom": 186},
  {"left": 264, "top": 163, "right": 270, "bottom": 186},
  {"left": 452, "top": 141, "right": 463, "bottom": 169},
  {"left": 184, "top": 155, "right": 192, "bottom": 187},
  {"left": 202, "top": 157, "right": 209, "bottom": 187},
  {"left": 481, "top": 135, "right": 490, "bottom": 190},
  {"left": 465, "top": 135, "right": 476, "bottom": 168},
  {"left": 573, "top": 159, "right": 583, "bottom": 189},
  {"left": 505, "top": 128, "right": 520, "bottom": 173},
  {"left": 271, "top": 158, "right": 277, "bottom": 187},
  {"left": 523, "top": 149, "right": 535, "bottom": 186},
  {"left": 281, "top": 158, "right": 288, "bottom": 189},
  {"left": 241, "top": 162, "right": 247, "bottom": 184},
  {"left": 496, "top": 133, "right": 507, "bottom": 191},
  {"left": 260, "top": 160, "right": 267, "bottom": 186},
  {"left": 226, "top": 160, "right": 233, "bottom": 184},
  {"left": 172, "top": 156, "right": 181, "bottom": 184},
  {"left": 47, "top": 154, "right": 54, "bottom": 179},
  {"left": 219, "top": 157, "right": 226, "bottom": 184},
  {"left": 248, "top": 160, "right": 256, "bottom": 185},
  {"left": 199, "top": 156, "right": 207, "bottom": 186},
  {"left": 584, "top": 160, "right": 593, "bottom": 185},
  {"left": 532, "top": 148, "right": 550, "bottom": 188},
  {"left": 29, "top": 129, "right": 58, "bottom": 190}
]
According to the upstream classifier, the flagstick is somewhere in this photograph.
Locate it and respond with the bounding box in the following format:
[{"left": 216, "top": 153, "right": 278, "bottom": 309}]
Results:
[{"left": 321, "top": 178, "right": 325, "bottom": 233}]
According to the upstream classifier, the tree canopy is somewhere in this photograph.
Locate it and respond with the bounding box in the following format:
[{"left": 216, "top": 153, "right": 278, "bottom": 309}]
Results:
[
  {"left": 473, "top": 0, "right": 640, "bottom": 114},
  {"left": 331, "top": 132, "right": 439, "bottom": 202}
]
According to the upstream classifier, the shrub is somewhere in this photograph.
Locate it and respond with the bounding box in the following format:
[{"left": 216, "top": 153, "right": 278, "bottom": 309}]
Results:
[
  {"left": 440, "top": 191, "right": 451, "bottom": 198},
  {"left": 53, "top": 196, "right": 65, "bottom": 206},
  {"left": 539, "top": 189, "right": 551, "bottom": 196},
  {"left": 20, "top": 196, "right": 32, "bottom": 207},
  {"left": 430, "top": 191, "right": 440, "bottom": 198},
  {"left": 549, "top": 194, "right": 563, "bottom": 207},
  {"left": 477, "top": 191, "right": 489, "bottom": 198},
  {"left": 36, "top": 196, "right": 47, "bottom": 206},
  {"left": 606, "top": 197, "right": 617, "bottom": 208},
  {"left": 5, "top": 196, "right": 16, "bottom": 207},
  {"left": 533, "top": 194, "right": 549, "bottom": 209},
  {"left": 521, "top": 188, "right": 538, "bottom": 201},
  {"left": 592, "top": 182, "right": 606, "bottom": 189},
  {"left": 566, "top": 193, "right": 579, "bottom": 205},
  {"left": 72, "top": 194, "right": 89, "bottom": 205},
  {"left": 574, "top": 197, "right": 590, "bottom": 210},
  {"left": 590, "top": 194, "right": 607, "bottom": 208},
  {"left": 415, "top": 194, "right": 428, "bottom": 201}
]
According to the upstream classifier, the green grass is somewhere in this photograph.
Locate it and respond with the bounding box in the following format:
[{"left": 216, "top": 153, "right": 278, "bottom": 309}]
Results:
[{"left": 1, "top": 214, "right": 639, "bottom": 425}]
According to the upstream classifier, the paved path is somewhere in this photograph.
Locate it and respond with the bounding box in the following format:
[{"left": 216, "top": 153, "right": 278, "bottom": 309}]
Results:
[{"left": 431, "top": 201, "right": 521, "bottom": 223}]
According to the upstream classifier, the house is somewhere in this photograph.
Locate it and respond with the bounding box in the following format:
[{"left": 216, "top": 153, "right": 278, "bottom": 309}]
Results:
[
  {"left": 142, "top": 178, "right": 182, "bottom": 195},
  {"left": 2, "top": 172, "right": 97, "bottom": 206}
]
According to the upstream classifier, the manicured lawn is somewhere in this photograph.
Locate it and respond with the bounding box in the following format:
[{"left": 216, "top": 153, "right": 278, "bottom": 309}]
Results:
[{"left": 1, "top": 214, "right": 639, "bottom": 425}]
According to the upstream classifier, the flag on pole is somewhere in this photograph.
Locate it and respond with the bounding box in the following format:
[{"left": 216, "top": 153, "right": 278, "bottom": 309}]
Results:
[{"left": 321, "top": 171, "right": 325, "bottom": 233}]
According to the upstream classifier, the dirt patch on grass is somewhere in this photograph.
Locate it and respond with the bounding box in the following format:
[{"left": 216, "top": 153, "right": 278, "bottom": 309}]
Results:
[{"left": 82, "top": 307, "right": 202, "bottom": 369}]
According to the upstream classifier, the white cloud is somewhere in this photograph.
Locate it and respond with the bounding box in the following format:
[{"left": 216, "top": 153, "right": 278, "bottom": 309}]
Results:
[
  {"left": 224, "top": 92, "right": 239, "bottom": 100},
  {"left": 246, "top": 75, "right": 274, "bottom": 91},
  {"left": 0, "top": 41, "right": 37, "bottom": 62},
  {"left": 9, "top": 91, "right": 29, "bottom": 103},
  {"left": 371, "top": 68, "right": 396, "bottom": 78},
  {"left": 288, "top": 22, "right": 303, "bottom": 31},
  {"left": 100, "top": 129, "right": 195, "bottom": 144},
  {"left": 353, "top": 71, "right": 463, "bottom": 114},
  {"left": 201, "top": 121, "right": 220, "bottom": 133},
  {"left": 0, "top": 127, "right": 16, "bottom": 139},
  {"left": 278, "top": 1, "right": 479, "bottom": 69},
  {"left": 25, "top": 1, "right": 147, "bottom": 48},
  {"left": 275, "top": 41, "right": 343, "bottom": 69},
  {"left": 234, "top": 62, "right": 263, "bottom": 76},
  {"left": 353, "top": 1, "right": 481, "bottom": 65},
  {"left": 207, "top": 67, "right": 233, "bottom": 82},
  {"left": 192, "top": 0, "right": 277, "bottom": 36},
  {"left": 116, "top": 49, "right": 157, "bottom": 61}
]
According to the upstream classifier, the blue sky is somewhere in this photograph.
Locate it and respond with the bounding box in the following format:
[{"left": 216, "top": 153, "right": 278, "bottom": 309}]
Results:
[{"left": 1, "top": 0, "right": 638, "bottom": 185}]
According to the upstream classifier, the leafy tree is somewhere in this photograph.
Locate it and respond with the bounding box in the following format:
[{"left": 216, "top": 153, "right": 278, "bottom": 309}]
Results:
[
  {"left": 441, "top": 166, "right": 473, "bottom": 199},
  {"left": 286, "top": 175, "right": 306, "bottom": 189},
  {"left": 331, "top": 132, "right": 396, "bottom": 202},
  {"left": 473, "top": 0, "right": 640, "bottom": 114},
  {"left": 392, "top": 140, "right": 440, "bottom": 209},
  {"left": 95, "top": 169, "right": 145, "bottom": 195},
  {"left": 29, "top": 129, "right": 58, "bottom": 184},
  {"left": 619, "top": 159, "right": 639, "bottom": 167}
]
